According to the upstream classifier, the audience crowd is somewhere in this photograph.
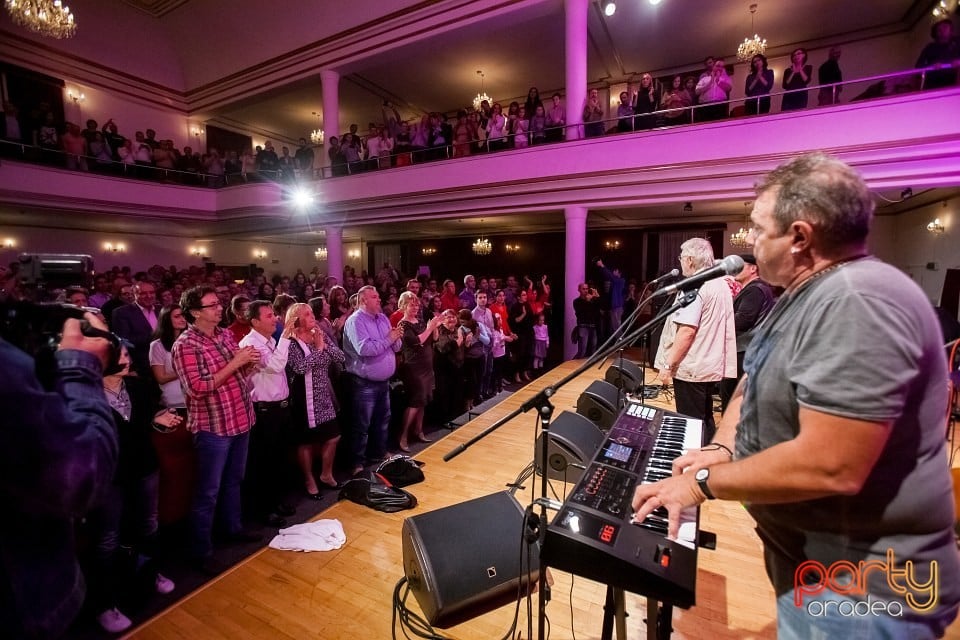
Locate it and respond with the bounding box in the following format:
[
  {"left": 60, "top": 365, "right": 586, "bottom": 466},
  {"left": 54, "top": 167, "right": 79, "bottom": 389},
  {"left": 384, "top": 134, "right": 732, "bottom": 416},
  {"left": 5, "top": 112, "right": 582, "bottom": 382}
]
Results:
[{"left": 3, "top": 26, "right": 957, "bottom": 185}]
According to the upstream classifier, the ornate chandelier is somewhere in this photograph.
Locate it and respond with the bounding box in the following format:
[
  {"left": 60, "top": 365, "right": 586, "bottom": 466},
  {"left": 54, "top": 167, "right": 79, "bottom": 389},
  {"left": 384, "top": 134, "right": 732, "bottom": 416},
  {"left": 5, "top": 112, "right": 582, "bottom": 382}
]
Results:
[
  {"left": 5, "top": 0, "right": 76, "bottom": 39},
  {"left": 472, "top": 236, "right": 492, "bottom": 256},
  {"left": 729, "top": 227, "right": 751, "bottom": 248},
  {"left": 314, "top": 246, "right": 328, "bottom": 260},
  {"left": 472, "top": 70, "right": 491, "bottom": 112},
  {"left": 310, "top": 111, "right": 324, "bottom": 145},
  {"left": 736, "top": 4, "right": 766, "bottom": 62}
]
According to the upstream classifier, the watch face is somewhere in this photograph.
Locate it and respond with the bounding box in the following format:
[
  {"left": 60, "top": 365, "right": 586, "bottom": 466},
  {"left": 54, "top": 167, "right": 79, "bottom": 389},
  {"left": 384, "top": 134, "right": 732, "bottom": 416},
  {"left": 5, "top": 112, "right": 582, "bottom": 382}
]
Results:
[{"left": 695, "top": 468, "right": 709, "bottom": 481}]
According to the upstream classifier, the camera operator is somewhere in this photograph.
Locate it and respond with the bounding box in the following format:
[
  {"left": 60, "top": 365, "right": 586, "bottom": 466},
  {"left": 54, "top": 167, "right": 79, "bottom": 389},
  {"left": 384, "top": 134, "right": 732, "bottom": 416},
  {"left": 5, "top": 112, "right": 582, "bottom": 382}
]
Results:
[{"left": 0, "top": 312, "right": 118, "bottom": 639}]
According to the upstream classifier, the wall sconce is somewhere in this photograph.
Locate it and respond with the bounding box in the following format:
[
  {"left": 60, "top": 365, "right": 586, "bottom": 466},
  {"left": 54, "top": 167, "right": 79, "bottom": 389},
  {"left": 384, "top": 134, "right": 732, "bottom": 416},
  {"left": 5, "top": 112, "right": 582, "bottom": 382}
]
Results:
[
  {"left": 103, "top": 242, "right": 125, "bottom": 253},
  {"left": 421, "top": 247, "right": 436, "bottom": 256},
  {"left": 347, "top": 249, "right": 361, "bottom": 260},
  {"left": 67, "top": 89, "right": 85, "bottom": 104},
  {"left": 315, "top": 246, "right": 328, "bottom": 260},
  {"left": 504, "top": 243, "right": 520, "bottom": 254},
  {"left": 927, "top": 218, "right": 945, "bottom": 234},
  {"left": 190, "top": 126, "right": 204, "bottom": 138},
  {"left": 253, "top": 248, "right": 268, "bottom": 260},
  {"left": 604, "top": 240, "right": 621, "bottom": 250},
  {"left": 2, "top": 238, "right": 15, "bottom": 249},
  {"left": 189, "top": 245, "right": 208, "bottom": 258}
]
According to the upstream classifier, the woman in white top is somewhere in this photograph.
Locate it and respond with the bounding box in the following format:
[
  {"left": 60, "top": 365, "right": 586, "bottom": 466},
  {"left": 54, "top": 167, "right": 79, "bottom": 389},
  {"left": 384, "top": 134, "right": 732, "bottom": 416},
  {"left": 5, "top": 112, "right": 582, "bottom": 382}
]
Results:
[{"left": 486, "top": 102, "right": 507, "bottom": 151}]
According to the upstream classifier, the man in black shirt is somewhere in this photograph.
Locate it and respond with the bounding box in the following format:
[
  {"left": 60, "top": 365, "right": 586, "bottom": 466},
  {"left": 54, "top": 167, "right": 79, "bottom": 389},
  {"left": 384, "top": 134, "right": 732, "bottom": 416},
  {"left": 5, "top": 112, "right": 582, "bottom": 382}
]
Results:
[
  {"left": 573, "top": 282, "right": 601, "bottom": 358},
  {"left": 719, "top": 254, "right": 775, "bottom": 410}
]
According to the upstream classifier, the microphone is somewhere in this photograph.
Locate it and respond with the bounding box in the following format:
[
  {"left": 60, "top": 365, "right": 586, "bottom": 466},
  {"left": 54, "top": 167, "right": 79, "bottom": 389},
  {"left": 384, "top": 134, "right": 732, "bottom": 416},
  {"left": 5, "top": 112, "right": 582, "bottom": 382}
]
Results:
[
  {"left": 648, "top": 268, "right": 680, "bottom": 287},
  {"left": 654, "top": 255, "right": 745, "bottom": 296}
]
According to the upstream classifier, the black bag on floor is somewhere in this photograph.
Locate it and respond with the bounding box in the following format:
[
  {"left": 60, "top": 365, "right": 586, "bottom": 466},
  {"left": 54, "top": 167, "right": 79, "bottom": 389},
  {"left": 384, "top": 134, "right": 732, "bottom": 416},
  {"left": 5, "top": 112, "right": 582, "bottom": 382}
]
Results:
[
  {"left": 338, "top": 473, "right": 418, "bottom": 513},
  {"left": 376, "top": 455, "right": 425, "bottom": 488}
]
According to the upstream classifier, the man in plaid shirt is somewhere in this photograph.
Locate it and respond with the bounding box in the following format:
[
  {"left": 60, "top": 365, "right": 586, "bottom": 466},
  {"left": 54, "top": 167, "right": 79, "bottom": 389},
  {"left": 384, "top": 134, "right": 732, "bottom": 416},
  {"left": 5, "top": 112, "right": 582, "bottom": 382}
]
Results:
[{"left": 173, "top": 286, "right": 261, "bottom": 572}]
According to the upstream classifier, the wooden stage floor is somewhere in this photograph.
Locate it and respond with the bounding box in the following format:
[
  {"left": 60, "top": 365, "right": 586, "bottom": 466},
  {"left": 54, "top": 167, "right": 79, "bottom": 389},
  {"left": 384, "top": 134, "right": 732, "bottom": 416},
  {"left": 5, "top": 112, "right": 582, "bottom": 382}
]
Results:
[{"left": 128, "top": 359, "right": 960, "bottom": 640}]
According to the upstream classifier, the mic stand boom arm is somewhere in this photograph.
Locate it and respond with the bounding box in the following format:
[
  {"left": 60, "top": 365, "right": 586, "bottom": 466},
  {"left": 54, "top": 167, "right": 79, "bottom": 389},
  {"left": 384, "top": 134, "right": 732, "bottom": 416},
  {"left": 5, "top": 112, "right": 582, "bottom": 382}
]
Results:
[{"left": 442, "top": 289, "right": 699, "bottom": 640}]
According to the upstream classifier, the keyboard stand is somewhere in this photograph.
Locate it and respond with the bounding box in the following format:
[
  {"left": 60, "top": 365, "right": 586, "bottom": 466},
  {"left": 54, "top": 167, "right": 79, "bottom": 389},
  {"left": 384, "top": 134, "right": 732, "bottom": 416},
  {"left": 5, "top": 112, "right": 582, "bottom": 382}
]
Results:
[
  {"left": 645, "top": 599, "right": 674, "bottom": 640},
  {"left": 600, "top": 586, "right": 628, "bottom": 640}
]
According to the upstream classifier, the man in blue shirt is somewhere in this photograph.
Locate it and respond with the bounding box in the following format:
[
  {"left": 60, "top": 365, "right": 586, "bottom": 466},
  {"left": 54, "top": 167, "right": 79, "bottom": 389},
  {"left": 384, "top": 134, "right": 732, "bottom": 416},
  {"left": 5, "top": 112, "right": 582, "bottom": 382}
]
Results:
[{"left": 343, "top": 286, "right": 402, "bottom": 475}]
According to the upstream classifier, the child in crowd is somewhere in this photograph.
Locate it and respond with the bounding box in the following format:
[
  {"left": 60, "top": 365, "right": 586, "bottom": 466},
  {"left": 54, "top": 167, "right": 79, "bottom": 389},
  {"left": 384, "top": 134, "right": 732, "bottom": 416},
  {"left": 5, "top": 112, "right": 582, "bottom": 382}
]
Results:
[
  {"left": 491, "top": 313, "right": 516, "bottom": 393},
  {"left": 532, "top": 313, "right": 549, "bottom": 373},
  {"left": 513, "top": 106, "right": 530, "bottom": 148}
]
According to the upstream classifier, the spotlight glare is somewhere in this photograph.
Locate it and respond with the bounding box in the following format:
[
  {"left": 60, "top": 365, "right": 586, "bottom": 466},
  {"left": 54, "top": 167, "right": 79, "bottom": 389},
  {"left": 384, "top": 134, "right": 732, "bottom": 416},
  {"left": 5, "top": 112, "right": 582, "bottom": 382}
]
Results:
[
  {"left": 603, "top": 1, "right": 616, "bottom": 16},
  {"left": 649, "top": 0, "right": 662, "bottom": 4},
  {"left": 292, "top": 187, "right": 315, "bottom": 209}
]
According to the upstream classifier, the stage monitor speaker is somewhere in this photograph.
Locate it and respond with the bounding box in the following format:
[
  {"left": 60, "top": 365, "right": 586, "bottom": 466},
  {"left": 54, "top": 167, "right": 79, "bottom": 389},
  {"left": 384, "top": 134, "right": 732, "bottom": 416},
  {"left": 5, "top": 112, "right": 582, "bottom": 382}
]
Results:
[
  {"left": 535, "top": 411, "right": 605, "bottom": 482},
  {"left": 576, "top": 379, "right": 623, "bottom": 431},
  {"left": 605, "top": 358, "right": 645, "bottom": 393},
  {"left": 401, "top": 491, "right": 539, "bottom": 628}
]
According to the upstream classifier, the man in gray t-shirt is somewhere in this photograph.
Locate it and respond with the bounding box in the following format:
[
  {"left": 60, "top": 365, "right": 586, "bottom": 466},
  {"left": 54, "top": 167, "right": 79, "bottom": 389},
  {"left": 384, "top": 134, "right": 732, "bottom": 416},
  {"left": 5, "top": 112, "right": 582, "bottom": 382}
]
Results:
[{"left": 633, "top": 153, "right": 959, "bottom": 637}]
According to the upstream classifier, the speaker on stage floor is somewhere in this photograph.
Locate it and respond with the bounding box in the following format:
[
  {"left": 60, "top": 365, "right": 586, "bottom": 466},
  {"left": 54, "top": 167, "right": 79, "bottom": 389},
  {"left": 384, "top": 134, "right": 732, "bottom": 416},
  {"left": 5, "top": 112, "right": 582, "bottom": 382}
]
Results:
[
  {"left": 605, "top": 358, "right": 645, "bottom": 393},
  {"left": 401, "top": 491, "right": 540, "bottom": 628},
  {"left": 577, "top": 379, "right": 623, "bottom": 431},
  {"left": 535, "top": 411, "right": 605, "bottom": 482}
]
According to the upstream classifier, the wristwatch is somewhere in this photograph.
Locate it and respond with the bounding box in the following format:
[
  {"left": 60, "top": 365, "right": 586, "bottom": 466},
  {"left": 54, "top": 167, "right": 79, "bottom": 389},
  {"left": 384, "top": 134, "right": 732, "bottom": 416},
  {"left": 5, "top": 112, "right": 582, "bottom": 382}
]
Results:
[{"left": 695, "top": 468, "right": 715, "bottom": 500}]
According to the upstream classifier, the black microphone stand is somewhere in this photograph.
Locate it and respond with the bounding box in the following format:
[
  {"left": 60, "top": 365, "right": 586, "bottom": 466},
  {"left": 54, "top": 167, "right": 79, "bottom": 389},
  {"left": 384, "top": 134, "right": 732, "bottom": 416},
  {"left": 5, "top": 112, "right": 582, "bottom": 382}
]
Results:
[{"left": 443, "top": 288, "right": 699, "bottom": 640}]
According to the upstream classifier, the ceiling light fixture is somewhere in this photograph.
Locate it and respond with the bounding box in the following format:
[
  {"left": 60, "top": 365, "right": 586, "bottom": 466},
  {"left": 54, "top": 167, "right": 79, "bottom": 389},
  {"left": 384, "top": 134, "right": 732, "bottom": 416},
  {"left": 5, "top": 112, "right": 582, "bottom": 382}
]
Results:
[
  {"left": 729, "top": 227, "right": 751, "bottom": 248},
  {"left": 603, "top": 1, "right": 616, "bottom": 17},
  {"left": 5, "top": 0, "right": 76, "bottom": 39},
  {"left": 314, "top": 246, "right": 328, "bottom": 260},
  {"left": 737, "top": 4, "right": 767, "bottom": 62},
  {"left": 472, "top": 71, "right": 491, "bottom": 112},
  {"left": 472, "top": 236, "right": 492, "bottom": 256},
  {"left": 310, "top": 111, "right": 324, "bottom": 145}
]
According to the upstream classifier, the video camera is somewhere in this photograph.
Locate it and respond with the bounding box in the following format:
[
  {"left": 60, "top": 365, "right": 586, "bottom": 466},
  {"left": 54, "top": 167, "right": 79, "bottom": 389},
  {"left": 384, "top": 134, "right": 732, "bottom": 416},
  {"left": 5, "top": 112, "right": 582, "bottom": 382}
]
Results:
[{"left": 0, "top": 301, "right": 125, "bottom": 388}]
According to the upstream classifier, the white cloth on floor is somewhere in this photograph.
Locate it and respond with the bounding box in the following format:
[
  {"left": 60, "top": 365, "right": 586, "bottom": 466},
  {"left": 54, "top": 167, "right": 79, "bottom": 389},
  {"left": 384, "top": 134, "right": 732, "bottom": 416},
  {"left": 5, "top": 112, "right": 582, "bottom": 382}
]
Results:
[{"left": 268, "top": 519, "right": 347, "bottom": 552}]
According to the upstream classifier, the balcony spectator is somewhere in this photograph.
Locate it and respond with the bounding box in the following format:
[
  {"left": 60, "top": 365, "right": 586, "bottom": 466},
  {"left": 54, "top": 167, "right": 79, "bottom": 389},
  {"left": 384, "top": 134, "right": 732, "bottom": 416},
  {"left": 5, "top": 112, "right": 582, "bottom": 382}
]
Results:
[
  {"left": 38, "top": 111, "right": 60, "bottom": 164},
  {"left": 817, "top": 47, "right": 844, "bottom": 105},
  {"left": 410, "top": 114, "right": 429, "bottom": 162},
  {"left": 781, "top": 48, "right": 813, "bottom": 111},
  {"left": 486, "top": 103, "right": 507, "bottom": 151},
  {"left": 294, "top": 137, "right": 314, "bottom": 178},
  {"left": 662, "top": 75, "right": 692, "bottom": 125},
  {"left": 524, "top": 87, "right": 544, "bottom": 124},
  {"left": 505, "top": 102, "right": 520, "bottom": 148},
  {"left": 61, "top": 122, "right": 88, "bottom": 171},
  {"left": 89, "top": 132, "right": 114, "bottom": 172},
  {"left": 745, "top": 54, "right": 774, "bottom": 115},
  {"left": 257, "top": 141, "right": 280, "bottom": 179},
  {"left": 203, "top": 148, "right": 225, "bottom": 187},
  {"left": 513, "top": 106, "right": 530, "bottom": 148},
  {"left": 102, "top": 119, "right": 125, "bottom": 160},
  {"left": 684, "top": 76, "right": 698, "bottom": 104},
  {"left": 695, "top": 59, "right": 732, "bottom": 121},
  {"left": 633, "top": 73, "right": 660, "bottom": 130},
  {"left": 524, "top": 105, "right": 545, "bottom": 145},
  {"left": 545, "top": 93, "right": 566, "bottom": 143},
  {"left": 80, "top": 119, "right": 99, "bottom": 147},
  {"left": 278, "top": 145, "right": 297, "bottom": 181},
  {"left": 916, "top": 18, "right": 960, "bottom": 89},
  {"left": 583, "top": 88, "right": 606, "bottom": 138},
  {"left": 144, "top": 128, "right": 161, "bottom": 151},
  {"left": 328, "top": 136, "right": 348, "bottom": 176},
  {"left": 452, "top": 110, "right": 473, "bottom": 158},
  {"left": 616, "top": 91, "right": 634, "bottom": 133},
  {"left": 394, "top": 121, "right": 413, "bottom": 166}
]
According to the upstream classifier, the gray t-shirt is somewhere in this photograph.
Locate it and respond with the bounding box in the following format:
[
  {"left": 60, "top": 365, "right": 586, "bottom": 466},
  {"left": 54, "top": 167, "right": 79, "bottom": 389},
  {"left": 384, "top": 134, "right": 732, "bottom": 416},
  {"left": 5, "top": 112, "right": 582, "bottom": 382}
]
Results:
[{"left": 738, "top": 257, "right": 959, "bottom": 625}]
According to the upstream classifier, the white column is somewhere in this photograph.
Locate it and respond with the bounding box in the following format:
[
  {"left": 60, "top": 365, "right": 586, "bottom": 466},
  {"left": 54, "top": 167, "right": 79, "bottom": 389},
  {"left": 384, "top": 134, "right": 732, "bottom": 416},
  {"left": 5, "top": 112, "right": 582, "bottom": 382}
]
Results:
[
  {"left": 564, "top": 0, "right": 588, "bottom": 141},
  {"left": 325, "top": 225, "right": 343, "bottom": 285},
  {"left": 321, "top": 69, "right": 340, "bottom": 176},
  {"left": 564, "top": 205, "right": 588, "bottom": 360}
]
